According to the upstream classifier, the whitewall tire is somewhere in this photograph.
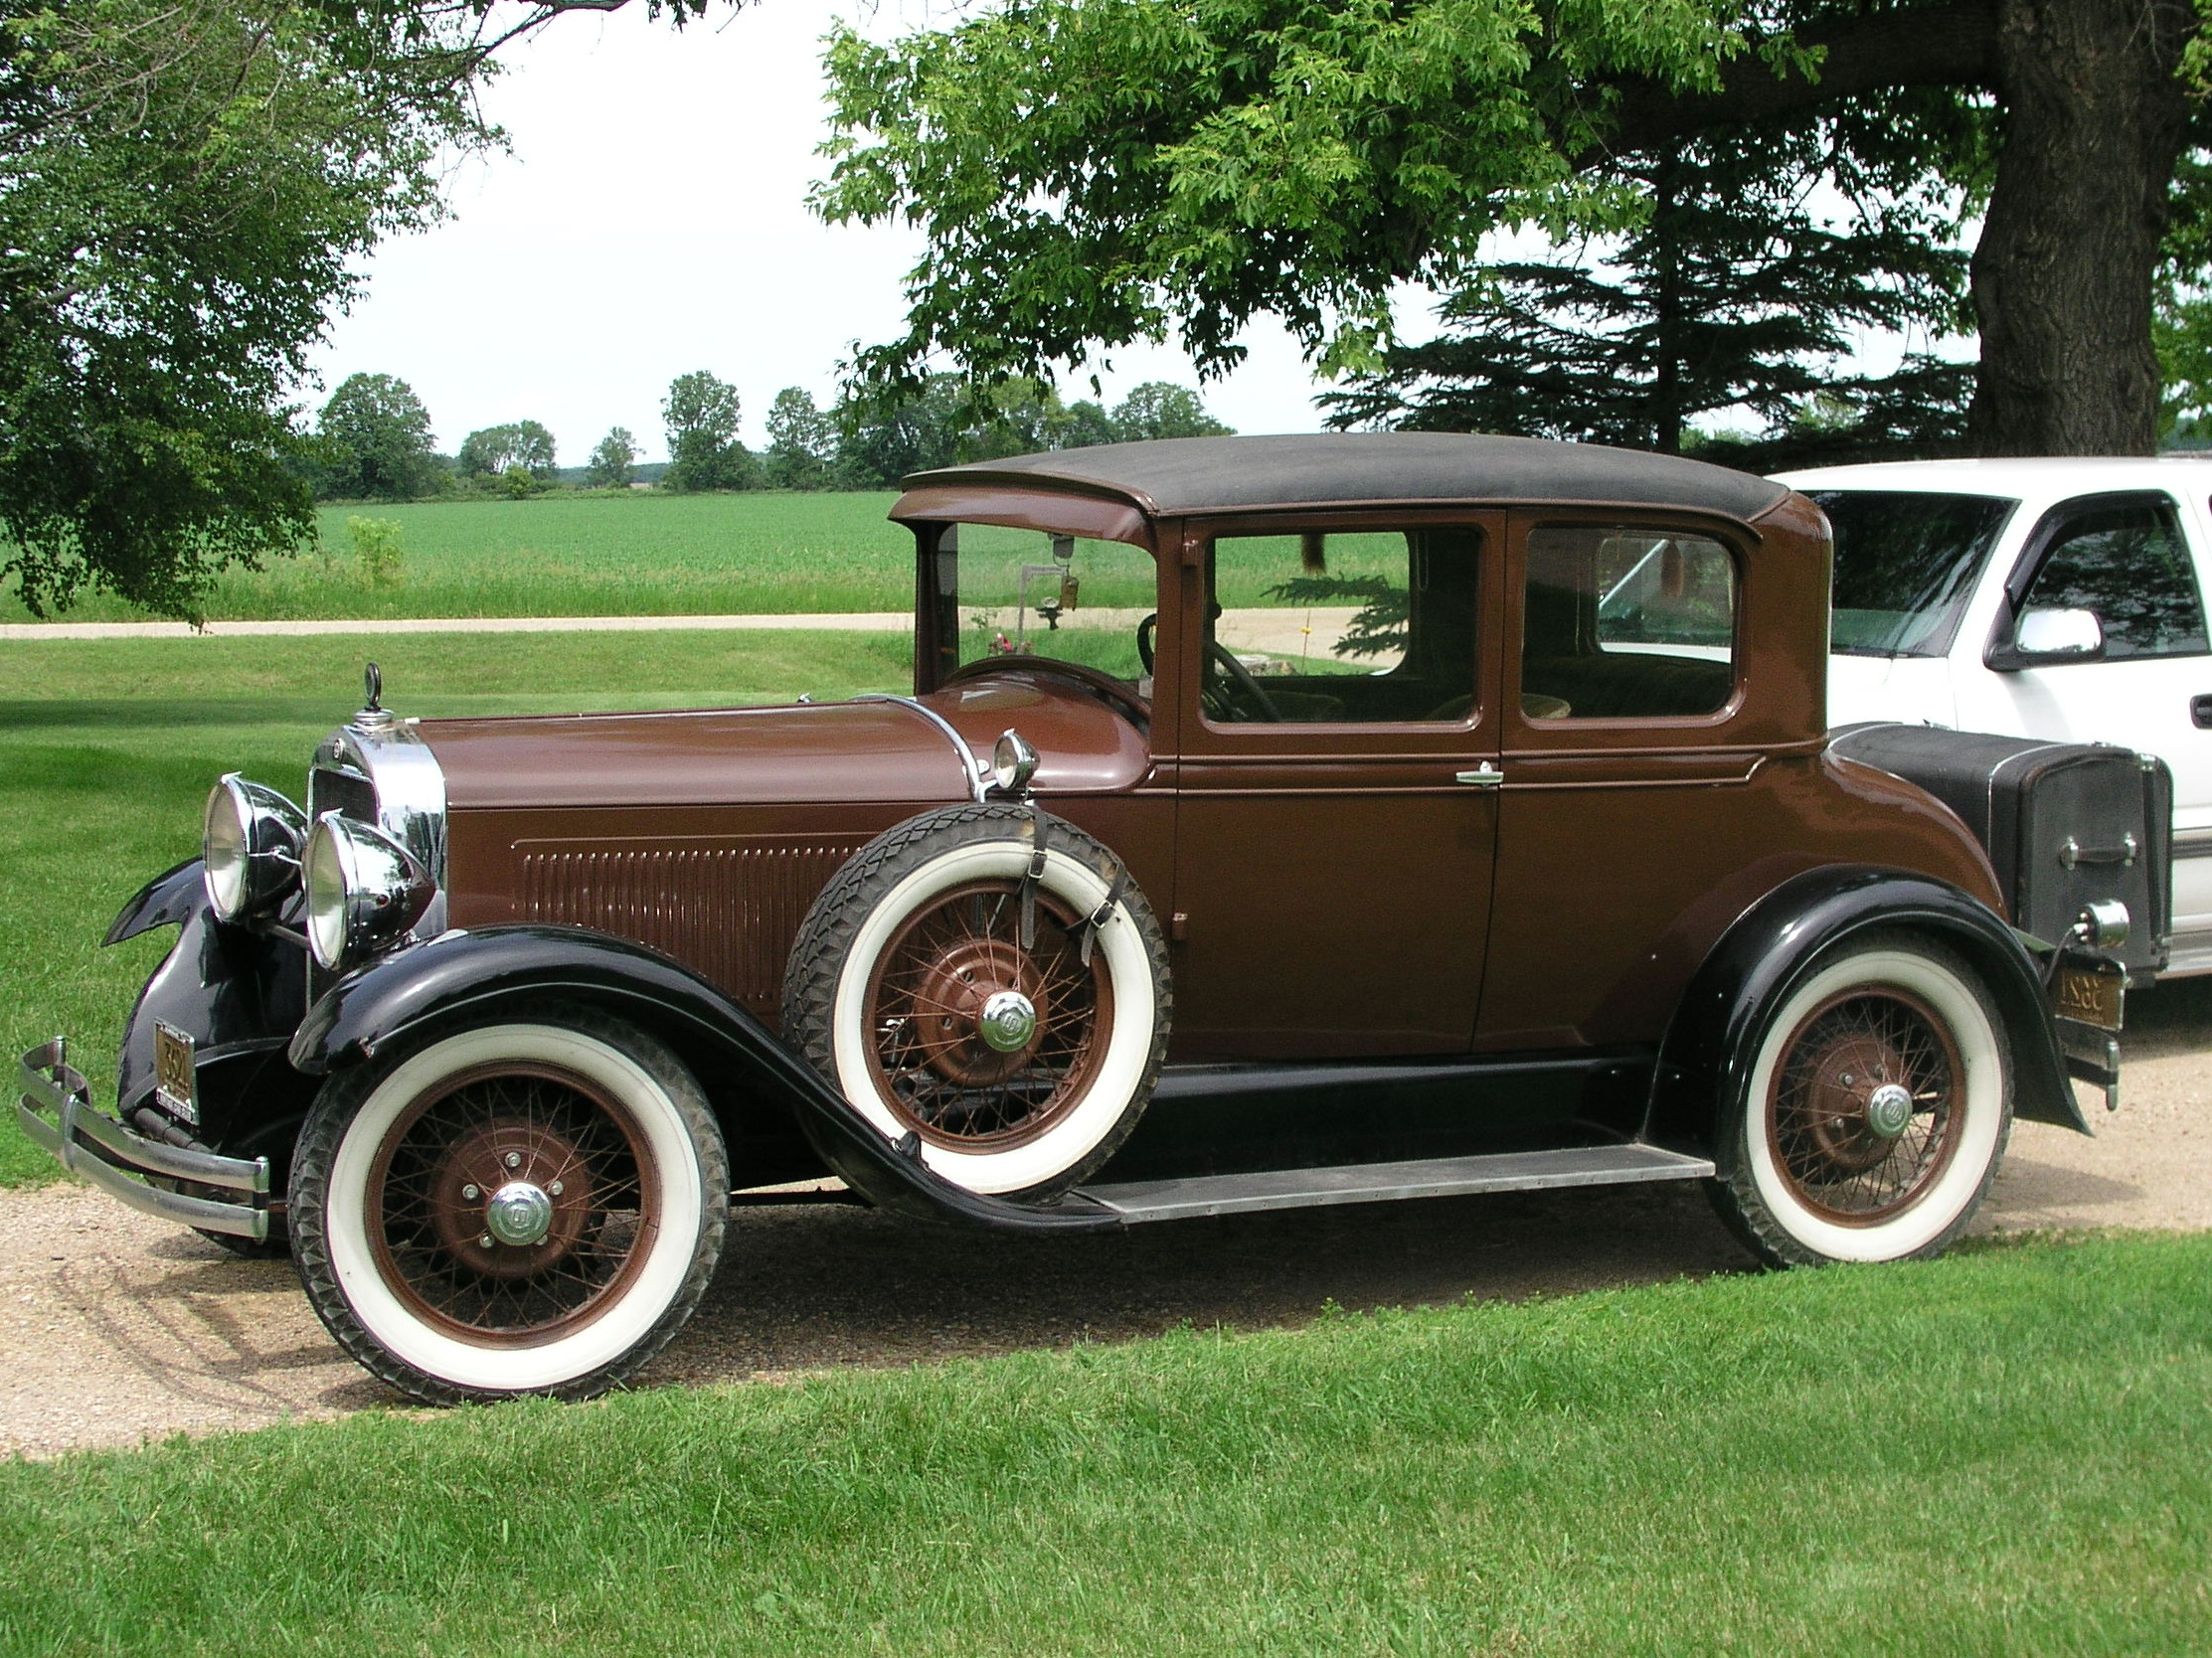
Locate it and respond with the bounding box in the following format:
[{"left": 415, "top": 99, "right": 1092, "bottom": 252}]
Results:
[
  {"left": 783, "top": 803, "right": 1171, "bottom": 1200},
  {"left": 1712, "top": 932, "right": 2012, "bottom": 1266},
  {"left": 289, "top": 1009, "right": 727, "bottom": 1404}
]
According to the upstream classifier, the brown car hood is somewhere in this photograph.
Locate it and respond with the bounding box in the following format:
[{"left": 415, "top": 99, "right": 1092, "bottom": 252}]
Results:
[{"left": 422, "top": 676, "right": 1150, "bottom": 811}]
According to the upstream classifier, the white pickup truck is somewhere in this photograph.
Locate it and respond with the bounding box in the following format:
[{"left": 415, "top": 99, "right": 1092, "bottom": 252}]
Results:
[{"left": 1777, "top": 458, "right": 2212, "bottom": 976}]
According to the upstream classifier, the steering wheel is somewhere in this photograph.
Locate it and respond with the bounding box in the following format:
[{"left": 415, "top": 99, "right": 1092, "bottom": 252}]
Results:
[
  {"left": 1133, "top": 610, "right": 1282, "bottom": 721},
  {"left": 939, "top": 655, "right": 1151, "bottom": 726},
  {"left": 1203, "top": 640, "right": 1283, "bottom": 722}
]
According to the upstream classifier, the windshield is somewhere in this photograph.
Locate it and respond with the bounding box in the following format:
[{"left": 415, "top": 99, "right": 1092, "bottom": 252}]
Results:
[
  {"left": 1814, "top": 490, "right": 2018, "bottom": 658},
  {"left": 926, "top": 525, "right": 1159, "bottom": 684}
]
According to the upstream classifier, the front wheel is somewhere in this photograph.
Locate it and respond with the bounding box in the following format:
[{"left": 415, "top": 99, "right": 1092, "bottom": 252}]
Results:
[
  {"left": 288, "top": 1009, "right": 727, "bottom": 1405},
  {"left": 1710, "top": 932, "right": 2013, "bottom": 1266}
]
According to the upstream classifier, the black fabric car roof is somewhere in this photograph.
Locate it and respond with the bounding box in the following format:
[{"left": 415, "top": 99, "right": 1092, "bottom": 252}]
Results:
[{"left": 903, "top": 433, "right": 1790, "bottom": 521}]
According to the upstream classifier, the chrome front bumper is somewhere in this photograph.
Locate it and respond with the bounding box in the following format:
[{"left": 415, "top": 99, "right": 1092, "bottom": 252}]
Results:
[{"left": 16, "top": 1040, "right": 270, "bottom": 1241}]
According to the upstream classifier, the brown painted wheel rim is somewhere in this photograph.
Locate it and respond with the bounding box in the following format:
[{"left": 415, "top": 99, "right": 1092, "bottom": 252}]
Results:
[
  {"left": 1767, "top": 985, "right": 1964, "bottom": 1226},
  {"left": 366, "top": 1062, "right": 661, "bottom": 1346},
  {"left": 862, "top": 878, "right": 1113, "bottom": 1150}
]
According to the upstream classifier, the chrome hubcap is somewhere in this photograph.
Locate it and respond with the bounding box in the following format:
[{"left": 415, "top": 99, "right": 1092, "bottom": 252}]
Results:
[
  {"left": 977, "top": 989, "right": 1039, "bottom": 1054},
  {"left": 1864, "top": 1081, "right": 1914, "bottom": 1139},
  {"left": 484, "top": 1180, "right": 555, "bottom": 1246}
]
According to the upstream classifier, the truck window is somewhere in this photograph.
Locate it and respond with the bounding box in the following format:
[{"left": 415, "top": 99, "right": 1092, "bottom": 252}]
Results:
[
  {"left": 2020, "top": 496, "right": 2208, "bottom": 659},
  {"left": 1816, "top": 490, "right": 2016, "bottom": 658}
]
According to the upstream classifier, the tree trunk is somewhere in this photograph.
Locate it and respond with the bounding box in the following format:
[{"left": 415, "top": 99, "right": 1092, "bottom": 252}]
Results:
[{"left": 1965, "top": 0, "right": 2195, "bottom": 454}]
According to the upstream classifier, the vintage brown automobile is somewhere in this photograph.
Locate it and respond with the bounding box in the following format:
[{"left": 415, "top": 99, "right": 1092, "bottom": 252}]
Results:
[{"left": 17, "top": 434, "right": 2164, "bottom": 1404}]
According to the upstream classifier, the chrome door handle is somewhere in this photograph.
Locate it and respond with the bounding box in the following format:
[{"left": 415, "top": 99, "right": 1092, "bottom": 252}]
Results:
[{"left": 1454, "top": 763, "right": 1503, "bottom": 788}]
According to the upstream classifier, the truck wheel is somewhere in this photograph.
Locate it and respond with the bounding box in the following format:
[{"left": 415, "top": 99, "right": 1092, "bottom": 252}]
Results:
[
  {"left": 783, "top": 803, "right": 1170, "bottom": 1200},
  {"left": 1712, "top": 932, "right": 2012, "bottom": 1266},
  {"left": 288, "top": 1008, "right": 727, "bottom": 1405}
]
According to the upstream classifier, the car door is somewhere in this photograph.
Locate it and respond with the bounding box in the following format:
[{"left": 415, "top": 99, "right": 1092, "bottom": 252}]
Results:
[
  {"left": 1164, "top": 511, "right": 1504, "bottom": 1059},
  {"left": 1476, "top": 510, "right": 1777, "bottom": 1056},
  {"left": 1954, "top": 490, "right": 2212, "bottom": 950}
]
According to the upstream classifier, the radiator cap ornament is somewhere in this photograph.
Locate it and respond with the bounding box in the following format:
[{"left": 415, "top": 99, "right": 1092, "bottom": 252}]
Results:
[{"left": 357, "top": 661, "right": 394, "bottom": 732}]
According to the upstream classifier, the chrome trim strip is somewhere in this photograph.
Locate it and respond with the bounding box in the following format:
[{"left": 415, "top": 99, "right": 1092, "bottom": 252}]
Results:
[
  {"left": 854, "top": 694, "right": 990, "bottom": 801},
  {"left": 17, "top": 1041, "right": 269, "bottom": 1241},
  {"left": 2173, "top": 829, "right": 2212, "bottom": 860}
]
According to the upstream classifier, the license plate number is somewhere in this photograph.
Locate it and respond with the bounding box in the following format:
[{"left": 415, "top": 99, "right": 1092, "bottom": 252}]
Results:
[
  {"left": 153, "top": 1021, "right": 198, "bottom": 1124},
  {"left": 2053, "top": 964, "right": 2125, "bottom": 1033}
]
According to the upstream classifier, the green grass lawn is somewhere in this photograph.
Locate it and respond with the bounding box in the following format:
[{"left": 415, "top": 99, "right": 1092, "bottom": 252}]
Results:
[
  {"left": 0, "top": 1231, "right": 2204, "bottom": 1654},
  {"left": 0, "top": 630, "right": 908, "bottom": 1186}
]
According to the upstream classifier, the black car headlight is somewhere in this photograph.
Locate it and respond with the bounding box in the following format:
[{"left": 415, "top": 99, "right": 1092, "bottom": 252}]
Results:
[
  {"left": 202, "top": 775, "right": 308, "bottom": 922},
  {"left": 303, "top": 812, "right": 435, "bottom": 972}
]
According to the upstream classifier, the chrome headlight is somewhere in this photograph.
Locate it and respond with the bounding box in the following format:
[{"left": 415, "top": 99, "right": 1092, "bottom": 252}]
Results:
[
  {"left": 202, "top": 775, "right": 308, "bottom": 921},
  {"left": 303, "top": 812, "right": 435, "bottom": 973},
  {"left": 991, "top": 728, "right": 1039, "bottom": 797}
]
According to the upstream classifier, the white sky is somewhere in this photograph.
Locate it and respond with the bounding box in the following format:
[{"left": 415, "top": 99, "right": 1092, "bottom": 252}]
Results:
[{"left": 302, "top": 2, "right": 1337, "bottom": 465}]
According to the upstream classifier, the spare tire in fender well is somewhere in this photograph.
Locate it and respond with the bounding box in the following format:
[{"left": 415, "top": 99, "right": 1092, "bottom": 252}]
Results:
[{"left": 1645, "top": 865, "right": 2085, "bottom": 1155}]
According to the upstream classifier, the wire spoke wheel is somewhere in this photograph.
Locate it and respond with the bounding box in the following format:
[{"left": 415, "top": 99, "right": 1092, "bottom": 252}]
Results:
[
  {"left": 1716, "top": 933, "right": 2012, "bottom": 1268},
  {"left": 785, "top": 802, "right": 1171, "bottom": 1200},
  {"left": 1767, "top": 987, "right": 1962, "bottom": 1225},
  {"left": 862, "top": 879, "right": 1112, "bottom": 1151},
  {"left": 367, "top": 1062, "right": 658, "bottom": 1345},
  {"left": 290, "top": 1014, "right": 726, "bottom": 1404}
]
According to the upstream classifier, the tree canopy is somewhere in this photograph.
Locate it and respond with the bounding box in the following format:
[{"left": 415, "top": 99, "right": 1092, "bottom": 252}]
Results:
[
  {"left": 833, "top": 375, "right": 1235, "bottom": 485},
  {"left": 816, "top": 0, "right": 2207, "bottom": 456},
  {"left": 662, "top": 370, "right": 758, "bottom": 491},
  {"left": 1, "top": 0, "right": 728, "bottom": 617},
  {"left": 457, "top": 420, "right": 559, "bottom": 479},
  {"left": 317, "top": 374, "right": 442, "bottom": 501},
  {"left": 587, "top": 426, "right": 639, "bottom": 489},
  {"left": 1324, "top": 116, "right": 1976, "bottom": 459}
]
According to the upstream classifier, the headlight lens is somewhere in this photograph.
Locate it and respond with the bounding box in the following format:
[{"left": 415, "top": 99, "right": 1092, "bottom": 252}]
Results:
[
  {"left": 303, "top": 812, "right": 435, "bottom": 972},
  {"left": 202, "top": 775, "right": 307, "bottom": 922}
]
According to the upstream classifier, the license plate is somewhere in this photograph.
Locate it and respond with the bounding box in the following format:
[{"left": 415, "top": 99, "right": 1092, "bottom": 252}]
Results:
[
  {"left": 2053, "top": 963, "right": 2125, "bottom": 1033},
  {"left": 153, "top": 1021, "right": 199, "bottom": 1124}
]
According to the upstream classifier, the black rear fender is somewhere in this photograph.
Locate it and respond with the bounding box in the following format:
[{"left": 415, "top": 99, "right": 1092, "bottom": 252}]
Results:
[
  {"left": 286, "top": 925, "right": 1116, "bottom": 1233},
  {"left": 1646, "top": 866, "right": 2086, "bottom": 1158}
]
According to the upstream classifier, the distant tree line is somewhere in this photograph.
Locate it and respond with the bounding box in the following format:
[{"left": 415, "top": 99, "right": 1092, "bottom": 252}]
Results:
[{"left": 307, "top": 369, "right": 1233, "bottom": 502}]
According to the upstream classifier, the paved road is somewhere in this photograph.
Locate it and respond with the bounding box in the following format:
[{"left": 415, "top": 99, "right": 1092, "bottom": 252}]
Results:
[{"left": 6, "top": 978, "right": 2208, "bottom": 1458}]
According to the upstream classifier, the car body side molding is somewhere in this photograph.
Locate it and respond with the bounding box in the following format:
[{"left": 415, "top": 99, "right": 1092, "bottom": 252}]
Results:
[{"left": 1646, "top": 864, "right": 2087, "bottom": 1156}]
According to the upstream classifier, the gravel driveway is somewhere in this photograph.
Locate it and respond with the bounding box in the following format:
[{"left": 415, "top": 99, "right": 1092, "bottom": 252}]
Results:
[{"left": 7, "top": 979, "right": 2208, "bottom": 1459}]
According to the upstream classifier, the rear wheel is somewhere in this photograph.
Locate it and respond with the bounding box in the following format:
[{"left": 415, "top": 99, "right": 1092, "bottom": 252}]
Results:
[
  {"left": 1712, "top": 933, "right": 2012, "bottom": 1266},
  {"left": 783, "top": 803, "right": 1170, "bottom": 1200},
  {"left": 289, "top": 1009, "right": 726, "bottom": 1404}
]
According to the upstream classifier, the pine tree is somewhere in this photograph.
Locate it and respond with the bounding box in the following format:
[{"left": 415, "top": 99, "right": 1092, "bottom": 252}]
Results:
[{"left": 1323, "top": 117, "right": 1977, "bottom": 466}]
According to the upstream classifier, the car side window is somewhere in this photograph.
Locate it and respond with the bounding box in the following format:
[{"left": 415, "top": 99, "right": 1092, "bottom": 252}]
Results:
[
  {"left": 1201, "top": 528, "right": 1480, "bottom": 724},
  {"left": 2018, "top": 497, "right": 2208, "bottom": 659},
  {"left": 1522, "top": 525, "right": 1737, "bottom": 720}
]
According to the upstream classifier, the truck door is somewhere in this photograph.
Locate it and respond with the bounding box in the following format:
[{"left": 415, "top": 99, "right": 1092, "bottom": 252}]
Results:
[{"left": 1956, "top": 490, "right": 2212, "bottom": 962}]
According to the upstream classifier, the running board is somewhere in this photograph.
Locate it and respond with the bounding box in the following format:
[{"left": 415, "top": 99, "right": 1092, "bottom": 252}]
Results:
[{"left": 1074, "top": 1143, "right": 1714, "bottom": 1225}]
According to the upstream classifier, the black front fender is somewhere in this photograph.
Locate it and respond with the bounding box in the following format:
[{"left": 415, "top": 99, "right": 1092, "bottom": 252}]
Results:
[
  {"left": 287, "top": 925, "right": 1117, "bottom": 1234},
  {"left": 1647, "top": 865, "right": 2086, "bottom": 1156}
]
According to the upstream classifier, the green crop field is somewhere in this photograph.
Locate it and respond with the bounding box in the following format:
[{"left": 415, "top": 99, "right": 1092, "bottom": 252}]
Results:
[
  {"left": 3, "top": 493, "right": 1418, "bottom": 626},
  {"left": 0, "top": 629, "right": 907, "bottom": 1187},
  {"left": 0, "top": 1231, "right": 2206, "bottom": 1654},
  {"left": 1, "top": 493, "right": 917, "bottom": 623}
]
